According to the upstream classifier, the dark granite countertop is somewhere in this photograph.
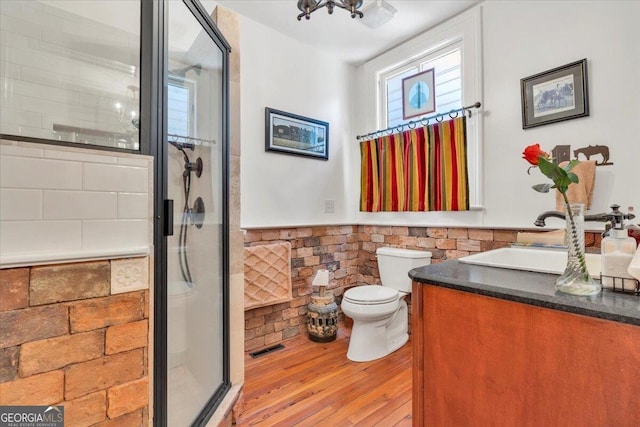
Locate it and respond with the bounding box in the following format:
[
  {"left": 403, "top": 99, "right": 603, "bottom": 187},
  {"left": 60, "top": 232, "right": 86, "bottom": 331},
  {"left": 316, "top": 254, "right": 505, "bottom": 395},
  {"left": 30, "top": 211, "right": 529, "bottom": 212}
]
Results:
[{"left": 409, "top": 260, "right": 640, "bottom": 327}]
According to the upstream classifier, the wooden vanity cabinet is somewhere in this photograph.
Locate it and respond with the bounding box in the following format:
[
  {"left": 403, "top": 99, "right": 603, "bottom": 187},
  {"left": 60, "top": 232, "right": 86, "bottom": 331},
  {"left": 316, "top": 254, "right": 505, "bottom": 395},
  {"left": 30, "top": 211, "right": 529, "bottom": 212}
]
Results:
[{"left": 412, "top": 283, "right": 640, "bottom": 427}]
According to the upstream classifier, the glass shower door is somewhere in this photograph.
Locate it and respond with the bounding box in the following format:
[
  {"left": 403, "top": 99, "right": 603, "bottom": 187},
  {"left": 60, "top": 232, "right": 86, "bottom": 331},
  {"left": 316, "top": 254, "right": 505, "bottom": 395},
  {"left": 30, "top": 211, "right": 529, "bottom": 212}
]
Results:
[{"left": 166, "top": 1, "right": 228, "bottom": 424}]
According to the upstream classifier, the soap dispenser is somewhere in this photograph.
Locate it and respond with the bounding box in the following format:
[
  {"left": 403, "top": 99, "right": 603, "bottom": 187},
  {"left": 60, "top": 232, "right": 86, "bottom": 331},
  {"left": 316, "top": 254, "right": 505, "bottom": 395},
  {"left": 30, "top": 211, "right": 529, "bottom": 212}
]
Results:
[{"left": 601, "top": 205, "right": 638, "bottom": 290}]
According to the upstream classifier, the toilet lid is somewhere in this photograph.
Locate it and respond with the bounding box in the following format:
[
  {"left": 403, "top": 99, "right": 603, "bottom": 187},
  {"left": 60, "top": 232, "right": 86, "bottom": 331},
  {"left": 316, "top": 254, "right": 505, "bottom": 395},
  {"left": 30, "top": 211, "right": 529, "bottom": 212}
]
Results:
[{"left": 344, "top": 286, "right": 399, "bottom": 305}]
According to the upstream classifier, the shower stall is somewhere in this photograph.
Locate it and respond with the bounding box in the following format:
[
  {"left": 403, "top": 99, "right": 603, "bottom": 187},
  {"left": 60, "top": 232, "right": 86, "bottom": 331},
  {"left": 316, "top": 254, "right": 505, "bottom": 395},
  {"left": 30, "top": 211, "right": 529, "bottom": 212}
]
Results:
[
  {"left": 156, "top": 0, "right": 231, "bottom": 425},
  {"left": 0, "top": 0, "right": 230, "bottom": 422}
]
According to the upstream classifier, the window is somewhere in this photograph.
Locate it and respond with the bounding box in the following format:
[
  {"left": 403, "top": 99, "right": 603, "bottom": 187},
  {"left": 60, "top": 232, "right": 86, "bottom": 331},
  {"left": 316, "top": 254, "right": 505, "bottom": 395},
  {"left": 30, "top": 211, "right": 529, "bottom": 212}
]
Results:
[
  {"left": 360, "top": 8, "right": 482, "bottom": 207},
  {"left": 167, "top": 79, "right": 192, "bottom": 137},
  {"left": 383, "top": 45, "right": 462, "bottom": 129}
]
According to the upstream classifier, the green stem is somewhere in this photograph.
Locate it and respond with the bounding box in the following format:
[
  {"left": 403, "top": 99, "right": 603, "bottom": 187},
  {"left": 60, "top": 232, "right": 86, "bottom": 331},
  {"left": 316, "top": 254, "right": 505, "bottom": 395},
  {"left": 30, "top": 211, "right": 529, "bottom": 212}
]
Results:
[{"left": 561, "top": 191, "right": 588, "bottom": 274}]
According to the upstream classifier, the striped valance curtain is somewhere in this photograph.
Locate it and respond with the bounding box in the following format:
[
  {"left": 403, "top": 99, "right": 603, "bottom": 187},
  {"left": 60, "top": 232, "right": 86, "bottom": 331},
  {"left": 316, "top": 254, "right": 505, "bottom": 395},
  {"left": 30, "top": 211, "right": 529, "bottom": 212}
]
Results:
[{"left": 360, "top": 116, "right": 469, "bottom": 212}]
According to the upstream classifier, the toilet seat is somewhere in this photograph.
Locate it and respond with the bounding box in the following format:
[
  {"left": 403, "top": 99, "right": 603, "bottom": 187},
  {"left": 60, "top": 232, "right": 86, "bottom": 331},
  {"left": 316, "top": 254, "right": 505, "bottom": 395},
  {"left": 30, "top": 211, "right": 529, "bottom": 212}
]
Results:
[{"left": 343, "top": 286, "right": 399, "bottom": 305}]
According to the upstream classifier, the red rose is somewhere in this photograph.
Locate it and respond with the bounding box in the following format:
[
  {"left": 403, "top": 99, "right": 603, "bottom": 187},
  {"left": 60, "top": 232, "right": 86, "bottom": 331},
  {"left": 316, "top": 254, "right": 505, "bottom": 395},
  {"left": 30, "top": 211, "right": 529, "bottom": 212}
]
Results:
[{"left": 522, "top": 143, "right": 549, "bottom": 166}]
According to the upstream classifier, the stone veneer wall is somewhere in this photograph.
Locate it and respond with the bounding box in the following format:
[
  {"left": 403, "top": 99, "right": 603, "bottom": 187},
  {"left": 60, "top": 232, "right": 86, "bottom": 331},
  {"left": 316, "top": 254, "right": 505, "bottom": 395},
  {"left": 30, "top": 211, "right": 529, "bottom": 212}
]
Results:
[
  {"left": 243, "top": 225, "right": 602, "bottom": 351},
  {"left": 0, "top": 260, "right": 149, "bottom": 426},
  {"left": 243, "top": 226, "right": 359, "bottom": 352},
  {"left": 358, "top": 225, "right": 601, "bottom": 283},
  {"left": 211, "top": 6, "right": 244, "bottom": 427}
]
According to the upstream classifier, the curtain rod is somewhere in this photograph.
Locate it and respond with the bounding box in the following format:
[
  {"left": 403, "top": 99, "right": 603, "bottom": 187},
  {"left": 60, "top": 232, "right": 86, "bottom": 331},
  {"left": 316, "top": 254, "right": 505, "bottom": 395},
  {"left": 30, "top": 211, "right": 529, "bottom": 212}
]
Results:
[{"left": 356, "top": 101, "right": 482, "bottom": 141}]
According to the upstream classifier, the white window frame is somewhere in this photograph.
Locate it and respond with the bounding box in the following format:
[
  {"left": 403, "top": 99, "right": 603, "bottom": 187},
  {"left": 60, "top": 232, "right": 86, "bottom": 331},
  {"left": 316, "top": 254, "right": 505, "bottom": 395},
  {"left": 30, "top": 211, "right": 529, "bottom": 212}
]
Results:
[
  {"left": 380, "top": 41, "right": 462, "bottom": 129},
  {"left": 358, "top": 7, "right": 483, "bottom": 208},
  {"left": 167, "top": 75, "right": 197, "bottom": 138}
]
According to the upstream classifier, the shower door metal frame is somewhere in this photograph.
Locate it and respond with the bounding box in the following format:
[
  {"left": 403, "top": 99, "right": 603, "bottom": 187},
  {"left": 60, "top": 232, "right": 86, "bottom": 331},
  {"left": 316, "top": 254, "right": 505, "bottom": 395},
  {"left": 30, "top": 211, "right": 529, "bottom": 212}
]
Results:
[{"left": 142, "top": 0, "right": 231, "bottom": 425}]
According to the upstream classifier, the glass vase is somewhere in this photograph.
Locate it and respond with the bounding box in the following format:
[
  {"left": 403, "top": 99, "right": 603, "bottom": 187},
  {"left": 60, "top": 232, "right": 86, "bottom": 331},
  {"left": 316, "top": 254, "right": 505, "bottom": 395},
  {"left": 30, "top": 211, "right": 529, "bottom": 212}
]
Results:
[{"left": 555, "top": 203, "right": 601, "bottom": 296}]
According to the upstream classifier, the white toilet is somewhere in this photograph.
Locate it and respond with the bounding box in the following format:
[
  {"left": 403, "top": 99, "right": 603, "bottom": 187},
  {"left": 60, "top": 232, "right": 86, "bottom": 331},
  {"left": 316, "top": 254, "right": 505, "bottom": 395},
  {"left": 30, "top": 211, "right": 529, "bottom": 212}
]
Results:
[{"left": 341, "top": 247, "right": 432, "bottom": 362}]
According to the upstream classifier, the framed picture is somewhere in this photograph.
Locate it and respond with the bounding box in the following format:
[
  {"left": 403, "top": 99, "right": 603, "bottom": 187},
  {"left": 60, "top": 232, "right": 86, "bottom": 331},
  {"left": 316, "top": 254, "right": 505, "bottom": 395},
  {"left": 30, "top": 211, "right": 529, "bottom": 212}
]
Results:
[
  {"left": 265, "top": 108, "right": 329, "bottom": 160},
  {"left": 520, "top": 59, "right": 589, "bottom": 129},
  {"left": 402, "top": 68, "right": 436, "bottom": 120}
]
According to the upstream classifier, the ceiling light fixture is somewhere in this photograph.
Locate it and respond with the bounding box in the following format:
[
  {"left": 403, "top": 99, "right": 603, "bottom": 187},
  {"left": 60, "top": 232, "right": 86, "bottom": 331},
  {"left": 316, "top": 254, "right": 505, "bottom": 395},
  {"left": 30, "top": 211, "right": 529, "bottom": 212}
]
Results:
[
  {"left": 359, "top": 0, "right": 397, "bottom": 29},
  {"left": 297, "top": 0, "right": 364, "bottom": 21}
]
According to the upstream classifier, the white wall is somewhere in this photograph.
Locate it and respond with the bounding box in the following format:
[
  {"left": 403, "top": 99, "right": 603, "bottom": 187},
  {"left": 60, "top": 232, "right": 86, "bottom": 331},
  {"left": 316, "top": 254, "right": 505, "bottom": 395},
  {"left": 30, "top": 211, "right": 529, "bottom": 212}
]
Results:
[
  {"left": 239, "top": 16, "right": 355, "bottom": 228},
  {"left": 239, "top": 1, "right": 640, "bottom": 230},
  {"left": 0, "top": 139, "right": 152, "bottom": 268},
  {"left": 480, "top": 0, "right": 640, "bottom": 229},
  {"left": 349, "top": 1, "right": 640, "bottom": 230},
  {"left": 351, "top": 7, "right": 484, "bottom": 227}
]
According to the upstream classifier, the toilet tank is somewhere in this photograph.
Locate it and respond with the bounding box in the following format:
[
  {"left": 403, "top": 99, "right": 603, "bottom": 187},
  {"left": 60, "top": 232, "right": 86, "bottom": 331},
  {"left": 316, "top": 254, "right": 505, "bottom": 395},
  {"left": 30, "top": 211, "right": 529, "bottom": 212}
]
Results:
[{"left": 376, "top": 247, "right": 432, "bottom": 293}]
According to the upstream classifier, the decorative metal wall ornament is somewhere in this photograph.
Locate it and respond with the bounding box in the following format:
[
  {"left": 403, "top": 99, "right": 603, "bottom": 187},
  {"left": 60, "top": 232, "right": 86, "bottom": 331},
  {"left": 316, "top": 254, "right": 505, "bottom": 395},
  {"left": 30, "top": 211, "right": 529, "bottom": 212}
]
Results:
[
  {"left": 551, "top": 144, "right": 613, "bottom": 166},
  {"left": 573, "top": 144, "right": 613, "bottom": 166},
  {"left": 297, "top": 0, "right": 364, "bottom": 20}
]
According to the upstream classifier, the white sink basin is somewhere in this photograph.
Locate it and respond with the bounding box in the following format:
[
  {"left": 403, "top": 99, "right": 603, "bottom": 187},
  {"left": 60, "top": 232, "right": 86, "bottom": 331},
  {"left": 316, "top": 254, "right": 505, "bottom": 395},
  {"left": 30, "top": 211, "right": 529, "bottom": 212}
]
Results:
[{"left": 459, "top": 247, "right": 601, "bottom": 278}]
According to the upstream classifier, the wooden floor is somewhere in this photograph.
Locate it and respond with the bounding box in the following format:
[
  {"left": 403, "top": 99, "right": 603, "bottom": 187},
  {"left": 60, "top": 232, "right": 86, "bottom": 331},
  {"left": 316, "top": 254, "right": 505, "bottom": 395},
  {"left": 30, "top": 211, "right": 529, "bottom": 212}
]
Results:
[{"left": 236, "top": 326, "right": 412, "bottom": 427}]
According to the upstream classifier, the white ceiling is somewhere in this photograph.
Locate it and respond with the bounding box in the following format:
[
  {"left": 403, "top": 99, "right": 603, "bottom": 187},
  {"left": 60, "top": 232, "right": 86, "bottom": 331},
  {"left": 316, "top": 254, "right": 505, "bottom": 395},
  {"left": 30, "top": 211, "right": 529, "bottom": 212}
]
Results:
[{"left": 212, "top": 1, "right": 479, "bottom": 66}]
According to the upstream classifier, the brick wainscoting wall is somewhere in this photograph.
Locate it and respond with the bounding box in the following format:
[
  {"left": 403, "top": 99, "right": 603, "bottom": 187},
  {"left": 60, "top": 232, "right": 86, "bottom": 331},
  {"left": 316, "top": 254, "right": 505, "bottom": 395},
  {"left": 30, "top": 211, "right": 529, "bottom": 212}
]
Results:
[
  {"left": 0, "top": 261, "right": 149, "bottom": 426},
  {"left": 243, "top": 226, "right": 359, "bottom": 352},
  {"left": 243, "top": 225, "right": 601, "bottom": 352}
]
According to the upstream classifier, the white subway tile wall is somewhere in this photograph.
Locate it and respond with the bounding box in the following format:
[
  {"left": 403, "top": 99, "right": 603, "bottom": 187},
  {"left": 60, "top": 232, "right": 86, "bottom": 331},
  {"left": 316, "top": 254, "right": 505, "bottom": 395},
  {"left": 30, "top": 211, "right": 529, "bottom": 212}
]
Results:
[
  {"left": 0, "top": 188, "right": 43, "bottom": 221},
  {"left": 82, "top": 163, "right": 148, "bottom": 193},
  {"left": 0, "top": 140, "right": 152, "bottom": 267},
  {"left": 0, "top": 156, "right": 82, "bottom": 190},
  {"left": 0, "top": 220, "right": 82, "bottom": 254},
  {"left": 117, "top": 193, "right": 149, "bottom": 219},
  {"left": 44, "top": 149, "right": 119, "bottom": 164},
  {"left": 43, "top": 190, "right": 118, "bottom": 220},
  {"left": 82, "top": 219, "right": 149, "bottom": 251},
  {"left": 0, "top": 1, "right": 141, "bottom": 149},
  {"left": 0, "top": 143, "right": 44, "bottom": 158}
]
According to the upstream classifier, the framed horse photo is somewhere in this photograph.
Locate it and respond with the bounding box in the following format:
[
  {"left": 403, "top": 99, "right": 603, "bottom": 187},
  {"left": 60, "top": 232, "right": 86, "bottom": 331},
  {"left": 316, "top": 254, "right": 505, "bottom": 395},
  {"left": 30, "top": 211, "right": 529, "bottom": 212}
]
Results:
[{"left": 520, "top": 59, "right": 589, "bottom": 129}]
